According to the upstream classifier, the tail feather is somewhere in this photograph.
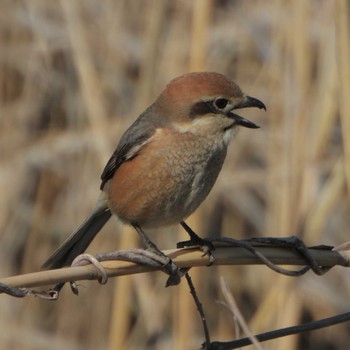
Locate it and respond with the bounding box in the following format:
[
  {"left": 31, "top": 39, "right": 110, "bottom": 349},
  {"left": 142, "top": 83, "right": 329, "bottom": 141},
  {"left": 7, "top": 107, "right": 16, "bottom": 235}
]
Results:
[{"left": 42, "top": 207, "right": 112, "bottom": 270}]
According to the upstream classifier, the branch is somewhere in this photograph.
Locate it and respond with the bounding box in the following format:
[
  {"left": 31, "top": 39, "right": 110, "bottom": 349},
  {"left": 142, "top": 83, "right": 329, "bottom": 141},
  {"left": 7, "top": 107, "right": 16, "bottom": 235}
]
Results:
[
  {"left": 0, "top": 242, "right": 348, "bottom": 293},
  {"left": 208, "top": 311, "right": 350, "bottom": 349}
]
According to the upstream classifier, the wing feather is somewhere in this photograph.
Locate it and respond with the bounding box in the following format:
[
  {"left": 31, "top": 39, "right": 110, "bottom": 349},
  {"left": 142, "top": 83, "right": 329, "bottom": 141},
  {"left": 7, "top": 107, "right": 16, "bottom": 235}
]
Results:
[{"left": 100, "top": 105, "right": 164, "bottom": 189}]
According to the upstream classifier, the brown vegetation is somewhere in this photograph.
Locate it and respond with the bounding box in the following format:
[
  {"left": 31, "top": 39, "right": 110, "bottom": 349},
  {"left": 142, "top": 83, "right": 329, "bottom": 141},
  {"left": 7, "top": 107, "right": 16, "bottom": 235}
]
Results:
[{"left": 0, "top": 1, "right": 350, "bottom": 349}]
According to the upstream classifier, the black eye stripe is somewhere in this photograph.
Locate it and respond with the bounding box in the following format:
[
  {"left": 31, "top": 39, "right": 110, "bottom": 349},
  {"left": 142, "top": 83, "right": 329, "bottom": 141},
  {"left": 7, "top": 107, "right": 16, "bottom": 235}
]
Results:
[
  {"left": 189, "top": 98, "right": 230, "bottom": 119},
  {"left": 189, "top": 101, "right": 216, "bottom": 118}
]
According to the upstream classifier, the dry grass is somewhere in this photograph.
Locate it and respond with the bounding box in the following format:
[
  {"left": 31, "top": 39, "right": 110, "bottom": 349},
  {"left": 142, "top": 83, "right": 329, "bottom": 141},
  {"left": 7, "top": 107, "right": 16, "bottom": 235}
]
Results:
[{"left": 1, "top": 0, "right": 350, "bottom": 349}]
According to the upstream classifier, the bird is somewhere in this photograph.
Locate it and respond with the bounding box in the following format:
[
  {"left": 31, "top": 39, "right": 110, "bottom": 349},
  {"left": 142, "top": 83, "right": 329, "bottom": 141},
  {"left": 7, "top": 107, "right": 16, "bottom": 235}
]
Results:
[{"left": 42, "top": 72, "right": 265, "bottom": 270}]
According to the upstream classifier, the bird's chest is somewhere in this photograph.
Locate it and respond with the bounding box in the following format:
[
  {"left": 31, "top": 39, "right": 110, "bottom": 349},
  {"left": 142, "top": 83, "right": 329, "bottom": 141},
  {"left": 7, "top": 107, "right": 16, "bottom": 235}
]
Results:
[
  {"left": 157, "top": 135, "right": 227, "bottom": 212},
  {"left": 107, "top": 130, "right": 227, "bottom": 226}
]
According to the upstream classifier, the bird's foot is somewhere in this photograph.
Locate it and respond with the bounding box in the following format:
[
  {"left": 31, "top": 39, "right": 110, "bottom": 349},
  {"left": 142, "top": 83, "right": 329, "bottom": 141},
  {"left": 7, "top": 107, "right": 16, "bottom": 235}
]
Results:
[
  {"left": 142, "top": 244, "right": 184, "bottom": 286},
  {"left": 178, "top": 221, "right": 215, "bottom": 265},
  {"left": 132, "top": 223, "right": 184, "bottom": 286}
]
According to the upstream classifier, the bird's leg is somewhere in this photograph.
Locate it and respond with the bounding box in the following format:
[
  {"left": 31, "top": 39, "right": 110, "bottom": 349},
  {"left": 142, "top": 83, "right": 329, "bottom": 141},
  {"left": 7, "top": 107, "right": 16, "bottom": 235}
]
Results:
[
  {"left": 177, "top": 221, "right": 215, "bottom": 264},
  {"left": 178, "top": 221, "right": 214, "bottom": 248},
  {"left": 132, "top": 223, "right": 163, "bottom": 252},
  {"left": 132, "top": 223, "right": 182, "bottom": 286}
]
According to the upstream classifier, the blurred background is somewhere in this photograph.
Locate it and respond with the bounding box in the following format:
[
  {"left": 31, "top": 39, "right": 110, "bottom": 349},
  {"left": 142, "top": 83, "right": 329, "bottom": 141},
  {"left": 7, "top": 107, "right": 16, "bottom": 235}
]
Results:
[{"left": 1, "top": 0, "right": 350, "bottom": 349}]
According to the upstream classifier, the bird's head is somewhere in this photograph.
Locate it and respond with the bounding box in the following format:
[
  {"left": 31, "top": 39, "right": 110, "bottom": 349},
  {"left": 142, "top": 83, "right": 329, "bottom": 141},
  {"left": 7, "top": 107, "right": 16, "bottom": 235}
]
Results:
[{"left": 155, "top": 72, "right": 265, "bottom": 141}]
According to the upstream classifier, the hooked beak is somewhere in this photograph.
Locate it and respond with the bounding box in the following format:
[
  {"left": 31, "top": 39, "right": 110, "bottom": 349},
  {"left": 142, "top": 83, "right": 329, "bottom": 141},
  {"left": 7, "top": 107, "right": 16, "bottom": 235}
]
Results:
[{"left": 228, "top": 96, "right": 266, "bottom": 129}]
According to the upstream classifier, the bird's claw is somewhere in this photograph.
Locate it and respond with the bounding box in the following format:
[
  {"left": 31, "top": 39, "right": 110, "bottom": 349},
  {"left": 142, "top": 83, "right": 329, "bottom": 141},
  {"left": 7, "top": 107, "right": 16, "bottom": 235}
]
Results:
[{"left": 177, "top": 237, "right": 215, "bottom": 266}]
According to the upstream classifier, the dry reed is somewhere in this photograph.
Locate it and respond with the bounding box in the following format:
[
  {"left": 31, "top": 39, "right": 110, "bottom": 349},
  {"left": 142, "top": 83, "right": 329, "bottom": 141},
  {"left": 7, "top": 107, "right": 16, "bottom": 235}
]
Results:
[{"left": 0, "top": 0, "right": 350, "bottom": 349}]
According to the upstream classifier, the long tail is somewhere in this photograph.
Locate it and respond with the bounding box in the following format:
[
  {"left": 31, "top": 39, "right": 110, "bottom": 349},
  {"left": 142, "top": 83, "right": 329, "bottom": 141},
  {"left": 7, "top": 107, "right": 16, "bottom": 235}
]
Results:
[{"left": 41, "top": 206, "right": 112, "bottom": 270}]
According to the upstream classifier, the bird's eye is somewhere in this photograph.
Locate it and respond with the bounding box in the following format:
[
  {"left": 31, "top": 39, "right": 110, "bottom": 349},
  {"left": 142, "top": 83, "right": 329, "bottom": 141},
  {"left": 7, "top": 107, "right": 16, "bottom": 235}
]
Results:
[{"left": 214, "top": 98, "right": 229, "bottom": 110}]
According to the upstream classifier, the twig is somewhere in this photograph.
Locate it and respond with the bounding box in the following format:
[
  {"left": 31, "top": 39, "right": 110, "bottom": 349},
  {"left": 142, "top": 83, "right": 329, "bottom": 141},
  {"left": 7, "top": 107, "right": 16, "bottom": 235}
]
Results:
[
  {"left": 208, "top": 311, "right": 350, "bottom": 349},
  {"left": 0, "top": 241, "right": 348, "bottom": 295},
  {"left": 218, "top": 277, "right": 263, "bottom": 350},
  {"left": 0, "top": 282, "right": 28, "bottom": 298},
  {"left": 184, "top": 272, "right": 211, "bottom": 349},
  {"left": 1, "top": 238, "right": 350, "bottom": 349}
]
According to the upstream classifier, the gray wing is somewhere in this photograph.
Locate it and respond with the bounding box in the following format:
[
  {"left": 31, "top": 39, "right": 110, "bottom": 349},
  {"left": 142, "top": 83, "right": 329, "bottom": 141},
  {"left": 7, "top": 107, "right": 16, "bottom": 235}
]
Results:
[{"left": 100, "top": 104, "right": 163, "bottom": 189}]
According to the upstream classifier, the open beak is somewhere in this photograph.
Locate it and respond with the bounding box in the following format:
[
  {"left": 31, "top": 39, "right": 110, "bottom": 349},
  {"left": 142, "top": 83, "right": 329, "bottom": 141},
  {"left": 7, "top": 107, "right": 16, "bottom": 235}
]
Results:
[{"left": 228, "top": 95, "right": 266, "bottom": 129}]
